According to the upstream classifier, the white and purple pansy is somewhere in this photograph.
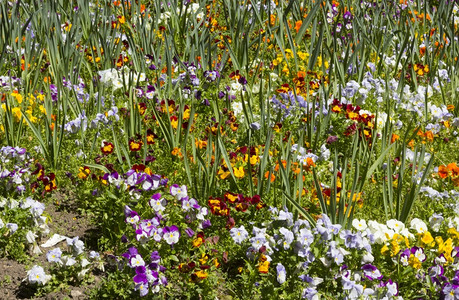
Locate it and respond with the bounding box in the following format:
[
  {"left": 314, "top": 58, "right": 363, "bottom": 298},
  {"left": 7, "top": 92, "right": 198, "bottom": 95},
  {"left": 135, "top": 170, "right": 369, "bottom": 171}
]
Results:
[
  {"left": 169, "top": 184, "right": 188, "bottom": 200},
  {"left": 361, "top": 264, "right": 383, "bottom": 280},
  {"left": 149, "top": 193, "right": 167, "bottom": 212},
  {"left": 163, "top": 225, "right": 180, "bottom": 245}
]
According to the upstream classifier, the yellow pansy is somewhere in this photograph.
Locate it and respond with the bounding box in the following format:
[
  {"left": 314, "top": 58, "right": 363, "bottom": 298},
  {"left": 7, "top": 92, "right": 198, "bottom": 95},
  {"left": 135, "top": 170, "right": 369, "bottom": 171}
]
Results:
[
  {"left": 11, "top": 91, "right": 22, "bottom": 103},
  {"left": 234, "top": 166, "right": 245, "bottom": 179},
  {"left": 421, "top": 231, "right": 434, "bottom": 246}
]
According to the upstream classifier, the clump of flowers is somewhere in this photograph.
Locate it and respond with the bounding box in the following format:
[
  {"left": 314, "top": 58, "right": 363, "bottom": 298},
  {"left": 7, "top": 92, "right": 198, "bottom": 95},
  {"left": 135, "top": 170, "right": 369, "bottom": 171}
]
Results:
[
  {"left": 0, "top": 146, "right": 33, "bottom": 195},
  {"left": 224, "top": 206, "right": 459, "bottom": 298},
  {"left": 109, "top": 179, "right": 216, "bottom": 297},
  {"left": 30, "top": 163, "right": 57, "bottom": 194},
  {"left": 25, "top": 235, "right": 103, "bottom": 290},
  {"left": 208, "top": 192, "right": 264, "bottom": 229},
  {"left": 0, "top": 196, "right": 48, "bottom": 261}
]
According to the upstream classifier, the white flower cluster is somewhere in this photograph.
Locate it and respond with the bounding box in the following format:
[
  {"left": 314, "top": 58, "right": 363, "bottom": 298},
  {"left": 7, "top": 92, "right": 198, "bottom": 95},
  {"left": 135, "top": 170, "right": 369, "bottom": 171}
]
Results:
[
  {"left": 0, "top": 197, "right": 49, "bottom": 254},
  {"left": 98, "top": 67, "right": 146, "bottom": 91},
  {"left": 28, "top": 234, "right": 104, "bottom": 286},
  {"left": 352, "top": 218, "right": 430, "bottom": 244},
  {"left": 177, "top": 3, "right": 204, "bottom": 20}
]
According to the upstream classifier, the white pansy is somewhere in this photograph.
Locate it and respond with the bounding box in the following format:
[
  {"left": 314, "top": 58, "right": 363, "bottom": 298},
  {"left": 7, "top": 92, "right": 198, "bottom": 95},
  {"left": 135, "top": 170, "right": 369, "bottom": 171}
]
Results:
[
  {"left": 232, "top": 101, "right": 243, "bottom": 116},
  {"left": 27, "top": 265, "right": 51, "bottom": 285},
  {"left": 386, "top": 219, "right": 405, "bottom": 233},
  {"left": 410, "top": 218, "right": 428, "bottom": 233},
  {"left": 361, "top": 252, "right": 374, "bottom": 264},
  {"left": 352, "top": 219, "right": 367, "bottom": 231}
]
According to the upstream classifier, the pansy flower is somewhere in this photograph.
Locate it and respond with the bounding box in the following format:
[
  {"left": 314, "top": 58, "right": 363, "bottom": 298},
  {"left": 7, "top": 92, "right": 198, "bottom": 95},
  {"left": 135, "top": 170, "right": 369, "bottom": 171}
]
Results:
[
  {"left": 436, "top": 253, "right": 448, "bottom": 265},
  {"left": 361, "top": 264, "right": 383, "bottom": 280},
  {"left": 258, "top": 260, "right": 269, "bottom": 274},
  {"left": 132, "top": 164, "right": 146, "bottom": 173},
  {"left": 278, "top": 227, "right": 294, "bottom": 249},
  {"left": 130, "top": 254, "right": 146, "bottom": 268},
  {"left": 201, "top": 219, "right": 211, "bottom": 229},
  {"left": 230, "top": 225, "right": 249, "bottom": 244},
  {"left": 42, "top": 173, "right": 57, "bottom": 192},
  {"left": 46, "top": 247, "right": 62, "bottom": 264},
  {"left": 429, "top": 264, "right": 444, "bottom": 279},
  {"left": 139, "top": 218, "right": 158, "bottom": 234},
  {"left": 327, "top": 242, "right": 347, "bottom": 265},
  {"left": 442, "top": 283, "right": 459, "bottom": 299},
  {"left": 411, "top": 246, "right": 427, "bottom": 262},
  {"left": 196, "top": 207, "right": 208, "bottom": 221},
  {"left": 192, "top": 270, "right": 208, "bottom": 282},
  {"left": 27, "top": 265, "right": 51, "bottom": 285},
  {"left": 134, "top": 280, "right": 149, "bottom": 297},
  {"left": 192, "top": 232, "right": 205, "bottom": 248},
  {"left": 399, "top": 248, "right": 410, "bottom": 266},
  {"left": 342, "top": 278, "right": 364, "bottom": 298},
  {"left": 150, "top": 251, "right": 161, "bottom": 264},
  {"left": 136, "top": 229, "right": 149, "bottom": 244},
  {"left": 104, "top": 172, "right": 118, "bottom": 187},
  {"left": 170, "top": 184, "right": 188, "bottom": 200},
  {"left": 101, "top": 141, "right": 114, "bottom": 155},
  {"left": 189, "top": 198, "right": 200, "bottom": 210},
  {"left": 145, "top": 85, "right": 155, "bottom": 99},
  {"left": 138, "top": 103, "right": 147, "bottom": 115},
  {"left": 297, "top": 228, "right": 314, "bottom": 247},
  {"left": 340, "top": 230, "right": 364, "bottom": 249},
  {"left": 142, "top": 174, "right": 156, "bottom": 191},
  {"left": 151, "top": 227, "right": 163, "bottom": 242},
  {"left": 146, "top": 129, "right": 157, "bottom": 145},
  {"left": 224, "top": 192, "right": 240, "bottom": 204},
  {"left": 302, "top": 287, "right": 318, "bottom": 300},
  {"left": 126, "top": 211, "right": 140, "bottom": 225},
  {"left": 352, "top": 219, "right": 367, "bottom": 231},
  {"left": 178, "top": 262, "right": 196, "bottom": 273},
  {"left": 121, "top": 247, "right": 139, "bottom": 261},
  {"left": 78, "top": 166, "right": 91, "bottom": 179},
  {"left": 163, "top": 225, "right": 180, "bottom": 245},
  {"left": 250, "top": 235, "right": 267, "bottom": 252},
  {"left": 149, "top": 193, "right": 167, "bottom": 212},
  {"left": 134, "top": 266, "right": 148, "bottom": 284},
  {"left": 275, "top": 263, "right": 286, "bottom": 284},
  {"left": 129, "top": 139, "right": 143, "bottom": 152},
  {"left": 384, "top": 279, "right": 398, "bottom": 296},
  {"left": 125, "top": 170, "right": 140, "bottom": 186}
]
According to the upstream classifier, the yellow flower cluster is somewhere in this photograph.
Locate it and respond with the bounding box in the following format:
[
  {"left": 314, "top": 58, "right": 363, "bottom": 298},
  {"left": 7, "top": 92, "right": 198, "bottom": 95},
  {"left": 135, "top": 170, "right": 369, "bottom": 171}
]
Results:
[{"left": 1, "top": 92, "right": 45, "bottom": 129}]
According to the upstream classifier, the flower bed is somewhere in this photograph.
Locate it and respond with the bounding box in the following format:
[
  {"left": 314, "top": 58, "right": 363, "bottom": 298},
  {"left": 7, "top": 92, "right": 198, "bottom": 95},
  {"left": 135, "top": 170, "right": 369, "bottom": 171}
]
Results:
[{"left": 0, "top": 0, "right": 458, "bottom": 298}]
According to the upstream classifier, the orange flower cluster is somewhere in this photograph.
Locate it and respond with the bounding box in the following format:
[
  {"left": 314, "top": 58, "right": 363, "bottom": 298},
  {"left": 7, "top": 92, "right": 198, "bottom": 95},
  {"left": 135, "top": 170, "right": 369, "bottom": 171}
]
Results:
[
  {"left": 438, "top": 163, "right": 459, "bottom": 186},
  {"left": 292, "top": 71, "right": 326, "bottom": 96},
  {"left": 417, "top": 129, "right": 434, "bottom": 143},
  {"left": 208, "top": 192, "right": 264, "bottom": 228}
]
